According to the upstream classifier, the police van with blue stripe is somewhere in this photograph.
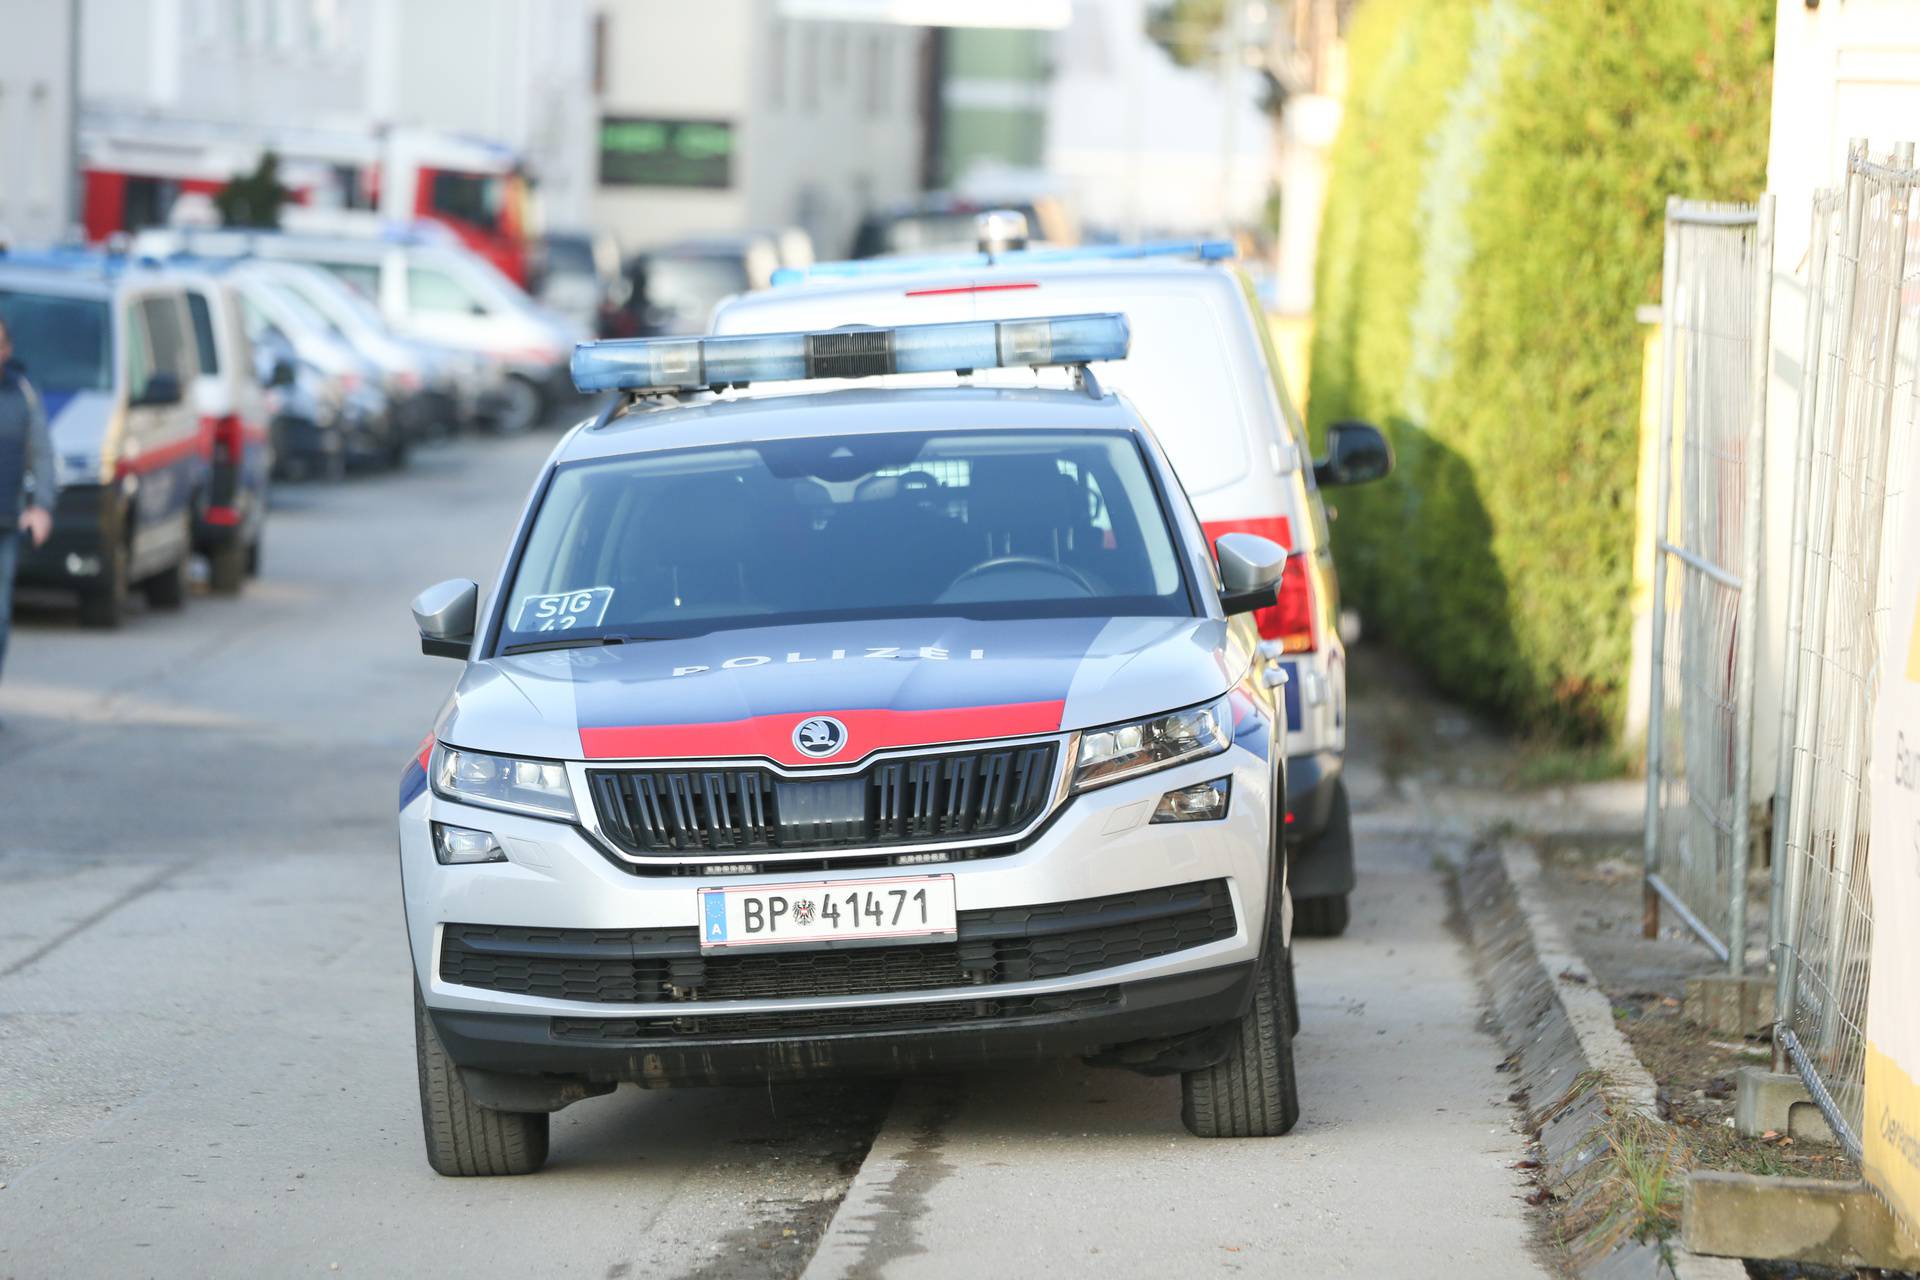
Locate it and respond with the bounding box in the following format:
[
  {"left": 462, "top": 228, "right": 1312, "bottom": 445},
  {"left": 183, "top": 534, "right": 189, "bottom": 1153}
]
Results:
[{"left": 400, "top": 315, "right": 1302, "bottom": 1175}]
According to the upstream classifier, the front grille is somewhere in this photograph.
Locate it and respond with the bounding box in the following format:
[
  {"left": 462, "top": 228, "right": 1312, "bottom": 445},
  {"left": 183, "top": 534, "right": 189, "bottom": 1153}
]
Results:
[
  {"left": 439, "top": 879, "right": 1236, "bottom": 1005},
  {"left": 586, "top": 742, "right": 1058, "bottom": 859},
  {"left": 549, "top": 989, "right": 1119, "bottom": 1041}
]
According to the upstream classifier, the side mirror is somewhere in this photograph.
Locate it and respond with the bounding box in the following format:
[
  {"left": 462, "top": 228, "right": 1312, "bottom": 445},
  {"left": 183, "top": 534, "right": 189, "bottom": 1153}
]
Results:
[
  {"left": 269, "top": 357, "right": 297, "bottom": 388},
  {"left": 1216, "top": 532, "right": 1287, "bottom": 617},
  {"left": 412, "top": 578, "right": 479, "bottom": 659},
  {"left": 135, "top": 370, "right": 183, "bottom": 407},
  {"left": 1314, "top": 420, "right": 1394, "bottom": 488}
]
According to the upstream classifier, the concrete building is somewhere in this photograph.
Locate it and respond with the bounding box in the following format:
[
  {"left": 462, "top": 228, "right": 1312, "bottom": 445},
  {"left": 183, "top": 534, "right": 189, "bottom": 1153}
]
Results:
[
  {"left": 0, "top": 0, "right": 80, "bottom": 246},
  {"left": 590, "top": 0, "right": 929, "bottom": 259}
]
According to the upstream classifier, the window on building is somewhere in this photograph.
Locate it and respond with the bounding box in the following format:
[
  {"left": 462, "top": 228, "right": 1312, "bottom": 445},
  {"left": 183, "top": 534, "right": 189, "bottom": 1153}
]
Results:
[
  {"left": 866, "top": 32, "right": 886, "bottom": 112},
  {"left": 30, "top": 85, "right": 50, "bottom": 205},
  {"left": 799, "top": 25, "right": 819, "bottom": 113},
  {"left": 768, "top": 21, "right": 786, "bottom": 109}
]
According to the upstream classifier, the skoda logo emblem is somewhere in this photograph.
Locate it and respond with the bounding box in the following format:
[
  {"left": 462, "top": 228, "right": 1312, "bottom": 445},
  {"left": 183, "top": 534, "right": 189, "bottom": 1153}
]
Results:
[{"left": 793, "top": 716, "right": 848, "bottom": 759}]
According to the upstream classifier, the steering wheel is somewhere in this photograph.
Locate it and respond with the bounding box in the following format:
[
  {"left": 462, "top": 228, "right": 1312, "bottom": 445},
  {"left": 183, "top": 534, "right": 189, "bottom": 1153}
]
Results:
[{"left": 946, "top": 556, "right": 1096, "bottom": 595}]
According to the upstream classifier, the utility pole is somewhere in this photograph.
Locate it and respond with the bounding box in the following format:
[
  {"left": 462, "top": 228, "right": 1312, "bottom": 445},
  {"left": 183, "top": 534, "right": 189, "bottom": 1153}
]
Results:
[{"left": 1218, "top": 0, "right": 1247, "bottom": 237}]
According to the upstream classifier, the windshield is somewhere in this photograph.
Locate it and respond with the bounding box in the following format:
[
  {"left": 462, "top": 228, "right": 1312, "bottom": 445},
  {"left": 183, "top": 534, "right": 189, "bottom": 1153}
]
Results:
[
  {"left": 496, "top": 428, "right": 1189, "bottom": 650},
  {"left": 0, "top": 290, "right": 114, "bottom": 393},
  {"left": 274, "top": 269, "right": 387, "bottom": 342},
  {"left": 641, "top": 254, "right": 749, "bottom": 326}
]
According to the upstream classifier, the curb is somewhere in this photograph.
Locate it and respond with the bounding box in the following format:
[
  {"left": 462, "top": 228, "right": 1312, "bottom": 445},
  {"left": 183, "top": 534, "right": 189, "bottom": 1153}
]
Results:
[
  {"left": 1457, "top": 840, "right": 1745, "bottom": 1280},
  {"left": 800, "top": 1080, "right": 957, "bottom": 1280}
]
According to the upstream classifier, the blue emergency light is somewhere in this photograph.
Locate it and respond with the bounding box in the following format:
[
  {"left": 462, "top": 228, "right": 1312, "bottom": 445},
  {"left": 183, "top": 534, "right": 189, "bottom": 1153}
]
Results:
[
  {"left": 571, "top": 313, "right": 1130, "bottom": 395},
  {"left": 768, "top": 239, "right": 1237, "bottom": 287}
]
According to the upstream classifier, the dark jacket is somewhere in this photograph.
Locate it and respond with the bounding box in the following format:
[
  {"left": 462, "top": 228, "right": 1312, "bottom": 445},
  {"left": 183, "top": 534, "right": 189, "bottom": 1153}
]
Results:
[{"left": 0, "top": 358, "right": 57, "bottom": 524}]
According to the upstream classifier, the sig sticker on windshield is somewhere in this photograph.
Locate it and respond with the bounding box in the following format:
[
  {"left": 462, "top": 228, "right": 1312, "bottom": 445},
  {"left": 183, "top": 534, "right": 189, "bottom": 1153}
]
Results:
[{"left": 514, "top": 587, "right": 614, "bottom": 633}]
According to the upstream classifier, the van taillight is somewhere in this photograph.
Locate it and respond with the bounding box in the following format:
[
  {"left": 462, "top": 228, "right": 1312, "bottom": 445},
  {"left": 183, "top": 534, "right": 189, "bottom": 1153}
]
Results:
[{"left": 1256, "top": 554, "right": 1316, "bottom": 653}]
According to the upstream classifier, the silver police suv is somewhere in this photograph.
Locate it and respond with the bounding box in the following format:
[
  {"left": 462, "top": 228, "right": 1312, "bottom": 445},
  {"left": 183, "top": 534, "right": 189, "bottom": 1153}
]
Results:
[{"left": 400, "top": 315, "right": 1299, "bottom": 1174}]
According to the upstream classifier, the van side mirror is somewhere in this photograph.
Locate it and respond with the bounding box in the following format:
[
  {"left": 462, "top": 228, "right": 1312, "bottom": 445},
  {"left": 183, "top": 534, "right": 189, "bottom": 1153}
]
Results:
[
  {"left": 1215, "top": 533, "right": 1287, "bottom": 617},
  {"left": 1314, "top": 420, "right": 1394, "bottom": 487},
  {"left": 135, "top": 370, "right": 183, "bottom": 407},
  {"left": 412, "top": 578, "right": 479, "bottom": 659}
]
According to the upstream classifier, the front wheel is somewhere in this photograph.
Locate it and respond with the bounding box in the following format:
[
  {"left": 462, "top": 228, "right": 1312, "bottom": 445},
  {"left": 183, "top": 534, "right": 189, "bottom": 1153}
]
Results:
[
  {"left": 1293, "top": 894, "right": 1350, "bottom": 938},
  {"left": 493, "top": 376, "right": 542, "bottom": 435},
  {"left": 1180, "top": 942, "right": 1300, "bottom": 1138},
  {"left": 208, "top": 539, "right": 248, "bottom": 594},
  {"left": 415, "top": 987, "right": 548, "bottom": 1176}
]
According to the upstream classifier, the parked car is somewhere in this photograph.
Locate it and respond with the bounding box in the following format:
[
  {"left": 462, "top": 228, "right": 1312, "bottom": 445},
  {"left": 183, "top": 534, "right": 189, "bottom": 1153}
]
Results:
[
  {"left": 228, "top": 263, "right": 404, "bottom": 470},
  {"left": 242, "top": 259, "right": 464, "bottom": 444},
  {"left": 400, "top": 314, "right": 1298, "bottom": 1174},
  {"left": 171, "top": 266, "right": 272, "bottom": 592},
  {"left": 533, "top": 229, "right": 625, "bottom": 338},
  {"left": 607, "top": 234, "right": 782, "bottom": 337},
  {"left": 0, "top": 256, "right": 207, "bottom": 626},
  {"left": 135, "top": 226, "right": 575, "bottom": 435},
  {"left": 714, "top": 240, "right": 1392, "bottom": 937},
  {"left": 849, "top": 192, "right": 1078, "bottom": 259}
]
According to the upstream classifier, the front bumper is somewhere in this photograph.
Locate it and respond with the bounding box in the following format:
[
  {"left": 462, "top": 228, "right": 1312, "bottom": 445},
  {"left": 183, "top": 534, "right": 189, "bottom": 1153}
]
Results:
[
  {"left": 431, "top": 961, "right": 1256, "bottom": 1088},
  {"left": 402, "top": 740, "right": 1277, "bottom": 1086},
  {"left": 16, "top": 484, "right": 121, "bottom": 588}
]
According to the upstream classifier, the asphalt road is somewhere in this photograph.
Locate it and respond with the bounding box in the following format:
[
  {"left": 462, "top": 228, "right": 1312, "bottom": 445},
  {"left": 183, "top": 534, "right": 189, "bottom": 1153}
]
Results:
[{"left": 0, "top": 426, "right": 1549, "bottom": 1278}]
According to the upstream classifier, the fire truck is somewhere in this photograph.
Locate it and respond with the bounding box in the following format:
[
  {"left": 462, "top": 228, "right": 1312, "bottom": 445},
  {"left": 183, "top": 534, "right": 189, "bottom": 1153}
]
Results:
[{"left": 78, "top": 114, "right": 534, "bottom": 286}]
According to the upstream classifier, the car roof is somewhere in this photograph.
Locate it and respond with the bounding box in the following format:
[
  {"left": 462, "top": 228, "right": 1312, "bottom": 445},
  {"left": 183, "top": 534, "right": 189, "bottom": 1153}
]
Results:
[
  {"left": 554, "top": 383, "right": 1144, "bottom": 467},
  {"left": 731, "top": 256, "right": 1240, "bottom": 316},
  {"left": 0, "top": 255, "right": 183, "bottom": 299}
]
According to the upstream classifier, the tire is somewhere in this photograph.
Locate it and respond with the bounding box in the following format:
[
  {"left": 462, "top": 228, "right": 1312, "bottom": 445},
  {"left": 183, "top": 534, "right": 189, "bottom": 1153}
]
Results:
[
  {"left": 415, "top": 986, "right": 549, "bottom": 1176},
  {"left": 245, "top": 537, "right": 262, "bottom": 578},
  {"left": 1281, "top": 940, "right": 1299, "bottom": 1037},
  {"left": 140, "top": 525, "right": 190, "bottom": 611},
  {"left": 1293, "top": 894, "right": 1350, "bottom": 938},
  {"left": 1181, "top": 940, "right": 1300, "bottom": 1138},
  {"left": 208, "top": 539, "right": 247, "bottom": 595},
  {"left": 493, "top": 376, "right": 541, "bottom": 435},
  {"left": 78, "top": 536, "right": 130, "bottom": 629}
]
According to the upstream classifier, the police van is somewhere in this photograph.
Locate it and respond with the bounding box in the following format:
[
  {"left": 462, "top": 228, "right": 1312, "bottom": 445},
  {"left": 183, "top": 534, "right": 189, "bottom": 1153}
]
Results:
[
  {"left": 0, "top": 256, "right": 209, "bottom": 626},
  {"left": 714, "top": 239, "right": 1392, "bottom": 936},
  {"left": 401, "top": 315, "right": 1300, "bottom": 1174}
]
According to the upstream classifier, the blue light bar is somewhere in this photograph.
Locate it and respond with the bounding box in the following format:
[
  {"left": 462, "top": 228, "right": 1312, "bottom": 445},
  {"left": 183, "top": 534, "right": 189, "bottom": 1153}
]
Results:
[
  {"left": 572, "top": 313, "right": 1130, "bottom": 394},
  {"left": 768, "top": 239, "right": 1236, "bottom": 287}
]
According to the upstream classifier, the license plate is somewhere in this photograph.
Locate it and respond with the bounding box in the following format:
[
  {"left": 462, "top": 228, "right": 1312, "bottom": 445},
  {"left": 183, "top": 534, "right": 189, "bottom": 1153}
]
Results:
[{"left": 698, "top": 874, "right": 957, "bottom": 951}]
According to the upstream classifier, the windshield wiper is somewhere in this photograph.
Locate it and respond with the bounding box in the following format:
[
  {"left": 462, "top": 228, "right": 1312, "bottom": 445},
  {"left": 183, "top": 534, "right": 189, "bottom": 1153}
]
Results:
[{"left": 500, "top": 633, "right": 657, "bottom": 655}]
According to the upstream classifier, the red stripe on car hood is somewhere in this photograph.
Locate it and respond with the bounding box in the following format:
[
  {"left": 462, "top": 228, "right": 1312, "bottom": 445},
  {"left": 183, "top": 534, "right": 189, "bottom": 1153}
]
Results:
[{"left": 578, "top": 700, "right": 1066, "bottom": 768}]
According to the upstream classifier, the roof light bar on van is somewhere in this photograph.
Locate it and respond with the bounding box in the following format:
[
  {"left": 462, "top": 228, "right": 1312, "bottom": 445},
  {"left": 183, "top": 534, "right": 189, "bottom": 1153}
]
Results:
[
  {"left": 767, "top": 239, "right": 1237, "bottom": 287},
  {"left": 570, "top": 313, "right": 1130, "bottom": 394}
]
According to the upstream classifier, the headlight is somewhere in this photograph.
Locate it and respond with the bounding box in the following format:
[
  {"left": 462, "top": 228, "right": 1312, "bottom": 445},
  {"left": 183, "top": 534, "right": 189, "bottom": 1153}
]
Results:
[
  {"left": 1072, "top": 696, "right": 1231, "bottom": 792},
  {"left": 432, "top": 821, "right": 506, "bottom": 864},
  {"left": 430, "top": 744, "right": 576, "bottom": 820}
]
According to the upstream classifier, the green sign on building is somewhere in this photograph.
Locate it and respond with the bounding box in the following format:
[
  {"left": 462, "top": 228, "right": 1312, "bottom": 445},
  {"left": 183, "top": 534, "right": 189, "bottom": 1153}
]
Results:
[{"left": 599, "top": 118, "right": 735, "bottom": 189}]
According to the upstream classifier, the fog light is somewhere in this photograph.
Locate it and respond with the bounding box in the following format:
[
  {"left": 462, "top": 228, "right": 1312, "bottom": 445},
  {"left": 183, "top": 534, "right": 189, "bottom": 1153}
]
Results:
[
  {"left": 1150, "top": 778, "right": 1230, "bottom": 824},
  {"left": 432, "top": 821, "right": 506, "bottom": 865},
  {"left": 66, "top": 553, "right": 102, "bottom": 577}
]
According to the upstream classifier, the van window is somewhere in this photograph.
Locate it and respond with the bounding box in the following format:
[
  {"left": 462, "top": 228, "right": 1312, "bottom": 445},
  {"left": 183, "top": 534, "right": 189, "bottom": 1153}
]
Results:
[
  {"left": 1083, "top": 293, "right": 1250, "bottom": 497},
  {"left": 1235, "top": 271, "right": 1312, "bottom": 457},
  {"left": 186, "top": 291, "right": 221, "bottom": 376},
  {"left": 317, "top": 260, "right": 382, "bottom": 301},
  {"left": 0, "top": 290, "right": 113, "bottom": 392},
  {"left": 407, "top": 266, "right": 485, "bottom": 316},
  {"left": 140, "top": 297, "right": 192, "bottom": 380},
  {"left": 125, "top": 301, "right": 154, "bottom": 395}
]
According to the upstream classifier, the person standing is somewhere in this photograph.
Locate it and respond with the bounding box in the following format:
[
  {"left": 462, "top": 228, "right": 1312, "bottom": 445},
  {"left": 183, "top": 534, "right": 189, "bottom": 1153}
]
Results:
[{"left": 0, "top": 316, "right": 56, "bottom": 692}]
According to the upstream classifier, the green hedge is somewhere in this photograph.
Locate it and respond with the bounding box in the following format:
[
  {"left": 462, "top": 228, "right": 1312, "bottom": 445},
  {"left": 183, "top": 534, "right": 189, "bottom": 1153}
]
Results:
[{"left": 1308, "top": 0, "right": 1773, "bottom": 739}]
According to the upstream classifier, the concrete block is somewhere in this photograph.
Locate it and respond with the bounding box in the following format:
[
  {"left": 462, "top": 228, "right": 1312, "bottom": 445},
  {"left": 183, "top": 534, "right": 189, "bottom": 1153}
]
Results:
[
  {"left": 1683, "top": 973, "right": 1775, "bottom": 1037},
  {"left": 1684, "top": 1173, "right": 1920, "bottom": 1269},
  {"left": 1733, "top": 1067, "right": 1835, "bottom": 1144}
]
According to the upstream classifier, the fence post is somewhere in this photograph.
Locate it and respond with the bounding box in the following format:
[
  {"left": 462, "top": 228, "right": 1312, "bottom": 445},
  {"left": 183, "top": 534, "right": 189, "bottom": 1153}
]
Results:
[
  {"left": 1727, "top": 194, "right": 1774, "bottom": 976},
  {"left": 1644, "top": 198, "right": 1681, "bottom": 940}
]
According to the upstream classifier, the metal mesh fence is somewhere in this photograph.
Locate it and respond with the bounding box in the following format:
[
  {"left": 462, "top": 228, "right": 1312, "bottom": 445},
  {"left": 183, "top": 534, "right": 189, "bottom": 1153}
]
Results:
[
  {"left": 1642, "top": 197, "right": 1775, "bottom": 973},
  {"left": 1773, "top": 142, "right": 1918, "bottom": 1158}
]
